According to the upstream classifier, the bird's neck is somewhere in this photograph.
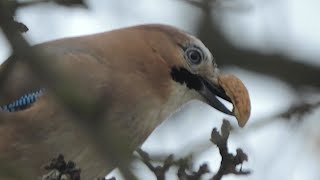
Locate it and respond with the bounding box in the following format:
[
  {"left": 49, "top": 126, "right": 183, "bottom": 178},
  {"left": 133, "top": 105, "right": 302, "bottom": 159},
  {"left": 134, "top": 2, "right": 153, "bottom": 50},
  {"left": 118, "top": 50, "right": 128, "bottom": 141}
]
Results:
[{"left": 130, "top": 81, "right": 203, "bottom": 146}]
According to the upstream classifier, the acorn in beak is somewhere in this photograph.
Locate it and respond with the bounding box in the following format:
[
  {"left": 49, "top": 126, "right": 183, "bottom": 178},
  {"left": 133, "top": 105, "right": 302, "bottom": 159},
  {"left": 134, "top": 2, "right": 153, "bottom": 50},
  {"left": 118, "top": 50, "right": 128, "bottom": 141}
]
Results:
[{"left": 199, "top": 74, "right": 251, "bottom": 127}]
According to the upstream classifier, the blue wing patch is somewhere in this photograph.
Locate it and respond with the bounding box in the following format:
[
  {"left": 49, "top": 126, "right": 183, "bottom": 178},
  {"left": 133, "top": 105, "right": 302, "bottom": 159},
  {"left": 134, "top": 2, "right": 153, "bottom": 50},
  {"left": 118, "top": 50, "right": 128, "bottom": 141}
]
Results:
[{"left": 0, "top": 88, "right": 45, "bottom": 112}]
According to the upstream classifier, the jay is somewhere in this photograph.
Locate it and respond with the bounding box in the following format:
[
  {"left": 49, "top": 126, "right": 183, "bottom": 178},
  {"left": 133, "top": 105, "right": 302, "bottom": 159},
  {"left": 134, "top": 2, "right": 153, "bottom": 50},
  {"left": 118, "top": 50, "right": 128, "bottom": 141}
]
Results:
[{"left": 0, "top": 24, "right": 250, "bottom": 179}]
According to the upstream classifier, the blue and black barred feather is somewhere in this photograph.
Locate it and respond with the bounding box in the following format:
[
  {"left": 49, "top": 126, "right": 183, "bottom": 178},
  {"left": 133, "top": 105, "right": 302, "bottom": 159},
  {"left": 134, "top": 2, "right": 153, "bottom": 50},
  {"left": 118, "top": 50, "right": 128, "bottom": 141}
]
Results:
[{"left": 0, "top": 88, "right": 45, "bottom": 112}]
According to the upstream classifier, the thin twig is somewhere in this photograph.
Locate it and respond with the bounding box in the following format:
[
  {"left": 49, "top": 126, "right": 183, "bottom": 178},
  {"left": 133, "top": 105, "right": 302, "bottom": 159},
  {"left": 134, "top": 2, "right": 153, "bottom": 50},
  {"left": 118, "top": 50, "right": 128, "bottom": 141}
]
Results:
[
  {"left": 280, "top": 101, "right": 320, "bottom": 121},
  {"left": 210, "top": 120, "right": 250, "bottom": 180},
  {"left": 137, "top": 148, "right": 174, "bottom": 180},
  {"left": 15, "top": 0, "right": 87, "bottom": 8}
]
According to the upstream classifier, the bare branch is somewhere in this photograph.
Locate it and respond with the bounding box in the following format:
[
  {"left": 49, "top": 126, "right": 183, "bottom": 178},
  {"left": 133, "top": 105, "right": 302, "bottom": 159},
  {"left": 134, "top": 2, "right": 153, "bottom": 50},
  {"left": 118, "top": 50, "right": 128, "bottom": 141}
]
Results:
[
  {"left": 177, "top": 163, "right": 209, "bottom": 180},
  {"left": 15, "top": 0, "right": 88, "bottom": 8},
  {"left": 138, "top": 120, "right": 250, "bottom": 180},
  {"left": 186, "top": 0, "right": 320, "bottom": 90},
  {"left": 39, "top": 154, "right": 81, "bottom": 180},
  {"left": 137, "top": 148, "right": 174, "bottom": 180},
  {"left": 280, "top": 101, "right": 320, "bottom": 121},
  {"left": 211, "top": 120, "right": 250, "bottom": 180}
]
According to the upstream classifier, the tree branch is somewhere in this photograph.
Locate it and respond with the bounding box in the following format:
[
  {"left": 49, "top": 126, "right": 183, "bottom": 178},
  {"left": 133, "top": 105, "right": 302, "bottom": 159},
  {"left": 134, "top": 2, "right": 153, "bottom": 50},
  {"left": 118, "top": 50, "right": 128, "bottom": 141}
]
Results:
[
  {"left": 210, "top": 120, "right": 250, "bottom": 180},
  {"left": 185, "top": 0, "right": 320, "bottom": 89},
  {"left": 137, "top": 120, "right": 250, "bottom": 180}
]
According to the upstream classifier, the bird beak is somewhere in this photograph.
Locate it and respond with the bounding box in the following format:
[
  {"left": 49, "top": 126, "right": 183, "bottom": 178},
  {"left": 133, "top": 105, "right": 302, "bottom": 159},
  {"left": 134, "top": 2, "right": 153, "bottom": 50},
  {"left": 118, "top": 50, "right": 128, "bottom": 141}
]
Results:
[{"left": 199, "top": 77, "right": 234, "bottom": 116}]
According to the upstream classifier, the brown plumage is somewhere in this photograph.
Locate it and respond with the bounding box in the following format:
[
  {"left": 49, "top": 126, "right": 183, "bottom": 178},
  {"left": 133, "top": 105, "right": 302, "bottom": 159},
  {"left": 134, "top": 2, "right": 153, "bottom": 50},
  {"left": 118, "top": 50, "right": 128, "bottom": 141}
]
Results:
[{"left": 0, "top": 24, "right": 247, "bottom": 179}]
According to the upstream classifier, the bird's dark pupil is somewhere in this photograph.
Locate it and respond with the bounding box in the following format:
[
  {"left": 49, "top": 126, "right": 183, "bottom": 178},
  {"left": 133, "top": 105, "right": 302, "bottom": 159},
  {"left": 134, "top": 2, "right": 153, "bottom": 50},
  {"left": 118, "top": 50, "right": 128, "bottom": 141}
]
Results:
[{"left": 189, "top": 51, "right": 200, "bottom": 63}]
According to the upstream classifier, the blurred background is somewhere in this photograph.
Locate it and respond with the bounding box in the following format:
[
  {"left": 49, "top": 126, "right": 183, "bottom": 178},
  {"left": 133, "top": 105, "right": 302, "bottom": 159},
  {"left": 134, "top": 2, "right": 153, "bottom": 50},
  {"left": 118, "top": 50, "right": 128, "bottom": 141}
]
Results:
[{"left": 1, "top": 0, "right": 320, "bottom": 179}]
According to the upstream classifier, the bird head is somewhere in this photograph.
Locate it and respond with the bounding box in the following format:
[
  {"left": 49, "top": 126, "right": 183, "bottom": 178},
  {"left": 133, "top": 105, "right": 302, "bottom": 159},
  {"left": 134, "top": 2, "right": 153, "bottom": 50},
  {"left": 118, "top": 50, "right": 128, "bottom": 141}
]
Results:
[{"left": 136, "top": 24, "right": 249, "bottom": 127}]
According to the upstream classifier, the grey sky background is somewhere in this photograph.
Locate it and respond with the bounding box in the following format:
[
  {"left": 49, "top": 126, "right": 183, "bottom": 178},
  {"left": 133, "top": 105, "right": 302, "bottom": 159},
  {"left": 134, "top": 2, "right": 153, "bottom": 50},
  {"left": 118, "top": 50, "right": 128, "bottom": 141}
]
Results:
[{"left": 1, "top": 0, "right": 320, "bottom": 179}]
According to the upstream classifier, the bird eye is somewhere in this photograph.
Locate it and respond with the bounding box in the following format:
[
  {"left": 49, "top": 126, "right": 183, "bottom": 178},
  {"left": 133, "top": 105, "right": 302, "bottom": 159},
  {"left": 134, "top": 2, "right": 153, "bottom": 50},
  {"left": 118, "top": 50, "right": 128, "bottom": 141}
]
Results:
[{"left": 185, "top": 47, "right": 203, "bottom": 65}]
